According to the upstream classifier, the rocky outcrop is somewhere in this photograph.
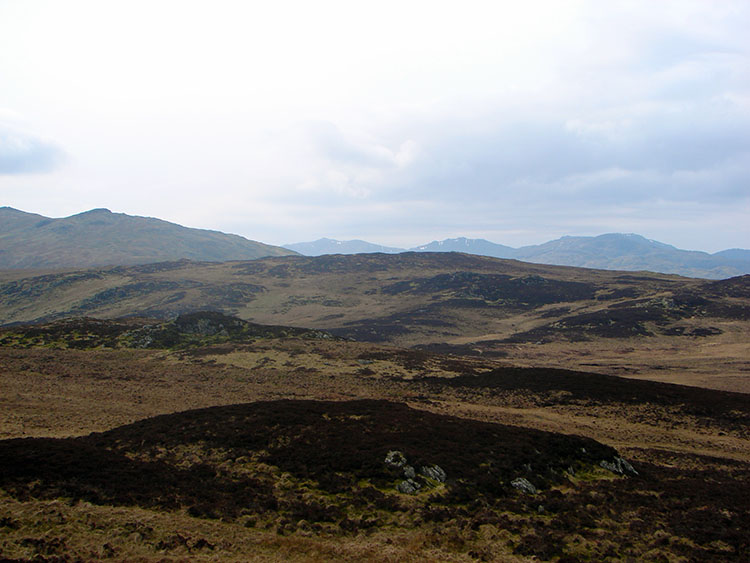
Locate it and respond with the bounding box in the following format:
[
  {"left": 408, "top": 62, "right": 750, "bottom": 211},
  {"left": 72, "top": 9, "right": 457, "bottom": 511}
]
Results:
[
  {"left": 385, "top": 450, "right": 447, "bottom": 494},
  {"left": 600, "top": 456, "right": 638, "bottom": 476}
]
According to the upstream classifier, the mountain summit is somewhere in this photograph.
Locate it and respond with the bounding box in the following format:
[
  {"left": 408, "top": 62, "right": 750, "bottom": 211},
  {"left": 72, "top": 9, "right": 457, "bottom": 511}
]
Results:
[
  {"left": 411, "top": 237, "right": 516, "bottom": 259},
  {"left": 0, "top": 207, "right": 296, "bottom": 269},
  {"left": 283, "top": 237, "right": 404, "bottom": 256}
]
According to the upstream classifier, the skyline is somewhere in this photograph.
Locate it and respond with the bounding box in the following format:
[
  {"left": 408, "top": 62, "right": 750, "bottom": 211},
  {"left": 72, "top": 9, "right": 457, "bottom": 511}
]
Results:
[
  {"left": 4, "top": 204, "right": 748, "bottom": 255},
  {"left": 1, "top": 1, "right": 749, "bottom": 253}
]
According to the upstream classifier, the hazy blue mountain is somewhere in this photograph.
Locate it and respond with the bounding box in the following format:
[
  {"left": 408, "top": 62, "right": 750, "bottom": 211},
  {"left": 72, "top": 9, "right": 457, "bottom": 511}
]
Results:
[
  {"left": 0, "top": 207, "right": 296, "bottom": 269},
  {"left": 286, "top": 232, "right": 748, "bottom": 278},
  {"left": 282, "top": 238, "right": 405, "bottom": 256},
  {"left": 410, "top": 237, "right": 517, "bottom": 259},
  {"left": 511, "top": 234, "right": 745, "bottom": 278},
  {"left": 713, "top": 249, "right": 750, "bottom": 264}
]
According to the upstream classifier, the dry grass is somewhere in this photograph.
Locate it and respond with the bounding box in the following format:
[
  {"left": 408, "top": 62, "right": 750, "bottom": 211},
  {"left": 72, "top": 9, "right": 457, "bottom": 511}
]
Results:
[
  {"left": 1, "top": 294, "right": 749, "bottom": 560},
  {"left": 1, "top": 494, "right": 530, "bottom": 562},
  {"left": 2, "top": 253, "right": 748, "bottom": 395}
]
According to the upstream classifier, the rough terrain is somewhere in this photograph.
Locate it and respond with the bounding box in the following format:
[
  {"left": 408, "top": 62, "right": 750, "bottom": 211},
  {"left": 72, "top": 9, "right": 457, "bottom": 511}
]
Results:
[
  {"left": 2, "top": 253, "right": 748, "bottom": 390},
  {"left": 1, "top": 312, "right": 748, "bottom": 561}
]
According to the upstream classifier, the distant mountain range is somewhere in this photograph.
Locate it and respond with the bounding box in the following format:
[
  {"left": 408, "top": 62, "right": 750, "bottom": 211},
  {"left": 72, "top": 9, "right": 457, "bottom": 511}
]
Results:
[
  {"left": 2, "top": 206, "right": 747, "bottom": 278},
  {"left": 284, "top": 234, "right": 750, "bottom": 279},
  {"left": 0, "top": 207, "right": 296, "bottom": 269}
]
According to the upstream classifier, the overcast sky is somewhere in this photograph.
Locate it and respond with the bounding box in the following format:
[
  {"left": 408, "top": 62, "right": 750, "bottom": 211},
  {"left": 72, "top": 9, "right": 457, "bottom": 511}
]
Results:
[{"left": 1, "top": 0, "right": 748, "bottom": 252}]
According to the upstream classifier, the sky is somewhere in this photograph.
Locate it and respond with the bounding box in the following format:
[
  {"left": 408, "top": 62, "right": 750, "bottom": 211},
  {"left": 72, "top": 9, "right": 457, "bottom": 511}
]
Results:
[{"left": 1, "top": 0, "right": 749, "bottom": 252}]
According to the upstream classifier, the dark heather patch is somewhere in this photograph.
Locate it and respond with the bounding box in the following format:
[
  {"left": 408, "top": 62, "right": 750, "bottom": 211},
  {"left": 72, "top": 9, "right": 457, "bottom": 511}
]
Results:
[
  {"left": 381, "top": 272, "right": 596, "bottom": 307},
  {"left": 0, "top": 400, "right": 615, "bottom": 513}
]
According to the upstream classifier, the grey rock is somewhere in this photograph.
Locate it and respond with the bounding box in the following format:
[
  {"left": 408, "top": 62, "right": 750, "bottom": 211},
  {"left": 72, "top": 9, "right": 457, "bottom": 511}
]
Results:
[
  {"left": 397, "top": 479, "right": 421, "bottom": 494},
  {"left": 600, "top": 456, "right": 639, "bottom": 476},
  {"left": 511, "top": 477, "right": 537, "bottom": 495},
  {"left": 384, "top": 450, "right": 407, "bottom": 468},
  {"left": 420, "top": 464, "right": 447, "bottom": 483},
  {"left": 600, "top": 460, "right": 619, "bottom": 474},
  {"left": 403, "top": 465, "right": 416, "bottom": 479},
  {"left": 618, "top": 457, "right": 638, "bottom": 475}
]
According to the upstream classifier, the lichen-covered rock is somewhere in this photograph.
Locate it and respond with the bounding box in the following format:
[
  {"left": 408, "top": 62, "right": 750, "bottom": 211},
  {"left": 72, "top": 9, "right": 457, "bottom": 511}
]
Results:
[
  {"left": 385, "top": 451, "right": 447, "bottom": 492},
  {"left": 511, "top": 477, "right": 537, "bottom": 494},
  {"left": 397, "top": 479, "right": 421, "bottom": 494},
  {"left": 420, "top": 464, "right": 447, "bottom": 483},
  {"left": 600, "top": 456, "right": 638, "bottom": 476},
  {"left": 384, "top": 450, "right": 407, "bottom": 468}
]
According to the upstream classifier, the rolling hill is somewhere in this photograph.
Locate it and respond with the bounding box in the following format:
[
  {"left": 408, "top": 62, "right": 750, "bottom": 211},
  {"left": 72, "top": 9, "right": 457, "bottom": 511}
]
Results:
[
  {"left": 2, "top": 252, "right": 748, "bottom": 390},
  {"left": 0, "top": 207, "right": 296, "bottom": 269}
]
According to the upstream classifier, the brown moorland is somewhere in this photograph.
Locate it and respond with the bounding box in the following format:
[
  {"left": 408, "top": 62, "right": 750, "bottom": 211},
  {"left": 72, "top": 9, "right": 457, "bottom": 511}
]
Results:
[
  {"left": 1, "top": 253, "right": 749, "bottom": 391},
  {"left": 1, "top": 310, "right": 749, "bottom": 561}
]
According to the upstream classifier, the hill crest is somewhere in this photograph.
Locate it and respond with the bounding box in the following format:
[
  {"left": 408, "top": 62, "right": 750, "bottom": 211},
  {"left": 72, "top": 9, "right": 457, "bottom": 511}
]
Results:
[{"left": 0, "top": 207, "right": 296, "bottom": 269}]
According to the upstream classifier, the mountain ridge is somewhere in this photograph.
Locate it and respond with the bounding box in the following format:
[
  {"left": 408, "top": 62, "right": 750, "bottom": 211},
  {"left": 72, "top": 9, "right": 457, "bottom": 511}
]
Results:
[
  {"left": 0, "top": 207, "right": 296, "bottom": 269},
  {"left": 285, "top": 233, "right": 750, "bottom": 279}
]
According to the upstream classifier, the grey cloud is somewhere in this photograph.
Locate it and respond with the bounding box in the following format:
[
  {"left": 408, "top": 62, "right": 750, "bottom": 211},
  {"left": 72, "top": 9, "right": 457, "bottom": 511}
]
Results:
[
  {"left": 380, "top": 98, "right": 750, "bottom": 208},
  {"left": 252, "top": 1, "right": 749, "bottom": 249},
  {"left": 0, "top": 128, "right": 64, "bottom": 174},
  {"left": 361, "top": 8, "right": 750, "bottom": 208}
]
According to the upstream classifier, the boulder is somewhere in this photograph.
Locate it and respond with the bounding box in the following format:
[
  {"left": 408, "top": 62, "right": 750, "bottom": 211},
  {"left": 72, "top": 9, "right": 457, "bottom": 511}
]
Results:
[
  {"left": 600, "top": 456, "right": 638, "bottom": 476},
  {"left": 511, "top": 477, "right": 537, "bottom": 495},
  {"left": 384, "top": 450, "right": 407, "bottom": 468},
  {"left": 385, "top": 451, "right": 447, "bottom": 492},
  {"left": 397, "top": 479, "right": 421, "bottom": 494},
  {"left": 420, "top": 464, "right": 447, "bottom": 483}
]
